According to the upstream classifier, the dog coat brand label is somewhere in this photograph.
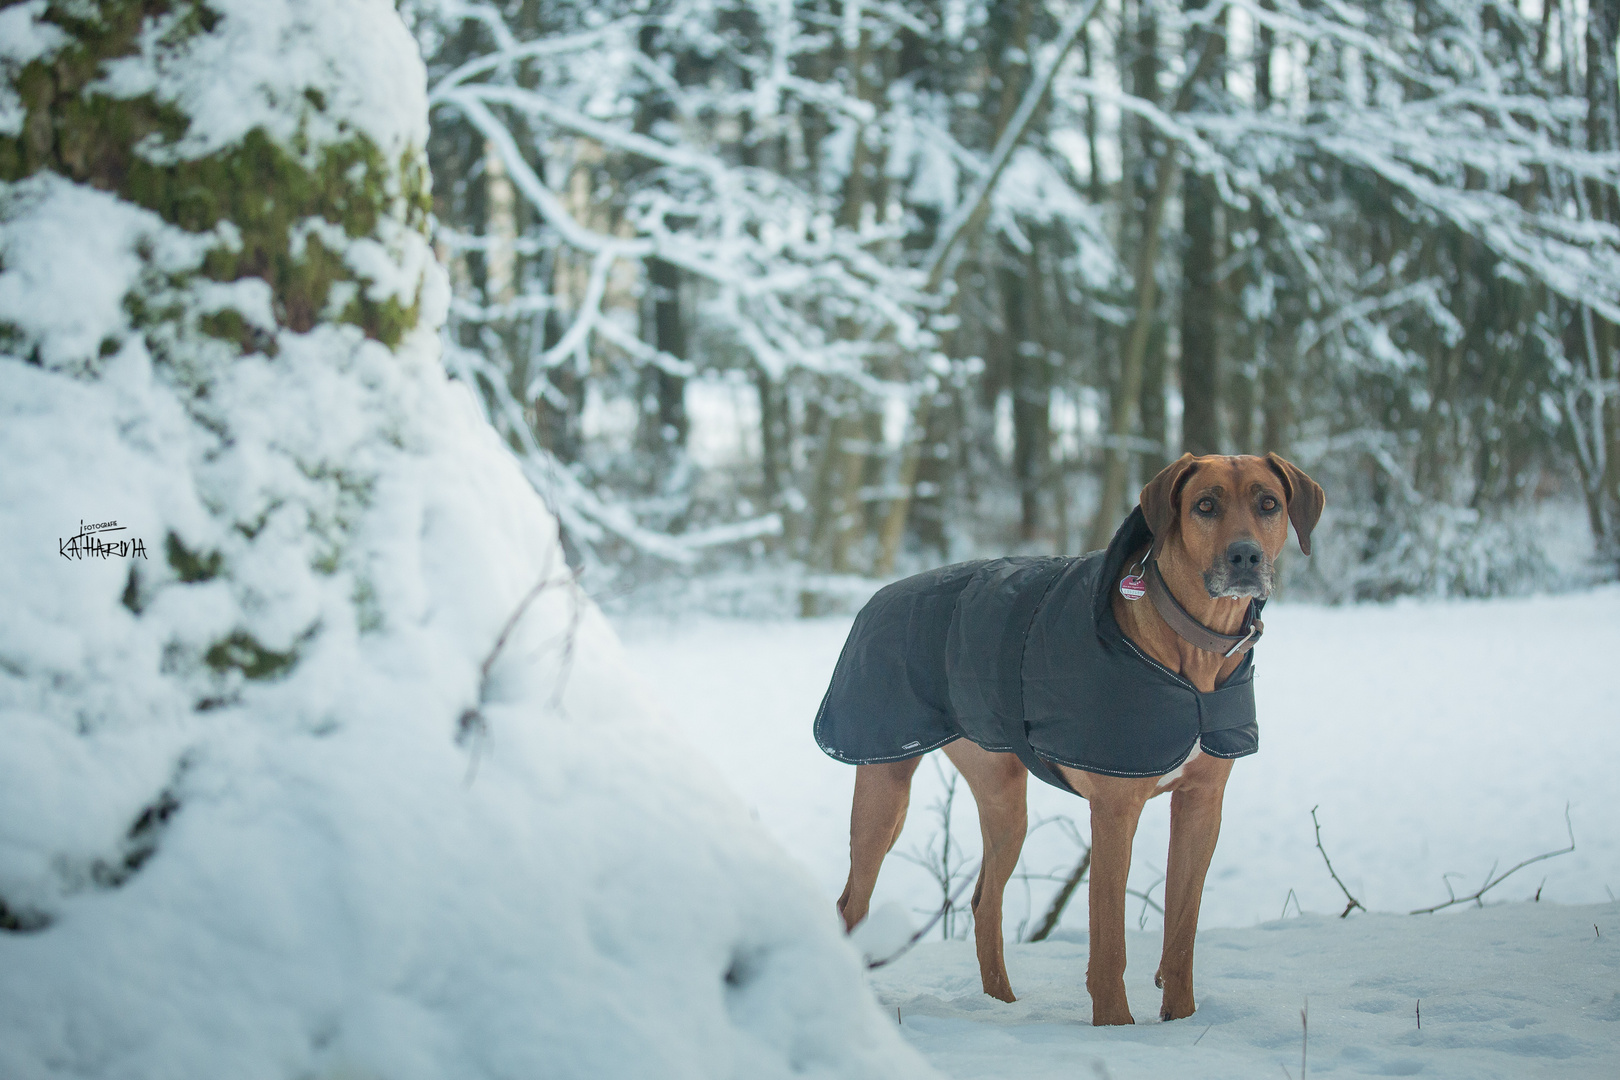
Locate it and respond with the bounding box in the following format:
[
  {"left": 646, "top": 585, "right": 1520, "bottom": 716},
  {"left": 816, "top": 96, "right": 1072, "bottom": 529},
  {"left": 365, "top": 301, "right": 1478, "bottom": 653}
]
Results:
[
  {"left": 901, "top": 740, "right": 922, "bottom": 751},
  {"left": 1118, "top": 574, "right": 1146, "bottom": 601}
]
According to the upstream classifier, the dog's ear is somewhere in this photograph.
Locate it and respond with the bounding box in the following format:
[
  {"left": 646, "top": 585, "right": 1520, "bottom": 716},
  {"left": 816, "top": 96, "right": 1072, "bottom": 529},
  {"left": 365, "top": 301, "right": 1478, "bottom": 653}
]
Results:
[
  {"left": 1264, "top": 452, "right": 1325, "bottom": 555},
  {"left": 1139, "top": 453, "right": 1199, "bottom": 540}
]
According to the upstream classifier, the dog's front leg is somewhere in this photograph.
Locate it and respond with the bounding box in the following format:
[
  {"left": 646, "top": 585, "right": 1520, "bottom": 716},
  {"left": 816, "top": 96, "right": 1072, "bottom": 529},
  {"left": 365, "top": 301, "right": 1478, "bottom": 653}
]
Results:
[
  {"left": 1155, "top": 755, "right": 1233, "bottom": 1021},
  {"left": 1085, "top": 781, "right": 1149, "bottom": 1026}
]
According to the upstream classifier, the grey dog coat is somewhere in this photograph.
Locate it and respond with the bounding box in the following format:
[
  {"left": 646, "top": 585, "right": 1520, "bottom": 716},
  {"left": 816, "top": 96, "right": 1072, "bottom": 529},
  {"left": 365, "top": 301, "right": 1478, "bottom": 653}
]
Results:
[{"left": 812, "top": 506, "right": 1259, "bottom": 790}]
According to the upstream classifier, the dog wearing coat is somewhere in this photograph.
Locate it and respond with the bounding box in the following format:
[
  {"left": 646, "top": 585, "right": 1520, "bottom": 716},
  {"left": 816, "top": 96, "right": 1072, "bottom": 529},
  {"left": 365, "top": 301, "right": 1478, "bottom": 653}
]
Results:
[{"left": 814, "top": 453, "right": 1324, "bottom": 1025}]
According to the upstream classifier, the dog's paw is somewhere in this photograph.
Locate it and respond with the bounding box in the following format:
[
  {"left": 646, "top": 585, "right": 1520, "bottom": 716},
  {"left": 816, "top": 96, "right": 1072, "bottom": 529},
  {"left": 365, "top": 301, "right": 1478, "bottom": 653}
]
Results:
[
  {"left": 1159, "top": 997, "right": 1197, "bottom": 1022},
  {"left": 1090, "top": 1000, "right": 1136, "bottom": 1026}
]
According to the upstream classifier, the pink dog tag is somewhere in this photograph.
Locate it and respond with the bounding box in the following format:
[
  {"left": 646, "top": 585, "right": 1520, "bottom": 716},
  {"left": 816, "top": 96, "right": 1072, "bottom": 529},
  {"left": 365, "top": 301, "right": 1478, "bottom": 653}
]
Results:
[{"left": 1119, "top": 574, "right": 1146, "bottom": 601}]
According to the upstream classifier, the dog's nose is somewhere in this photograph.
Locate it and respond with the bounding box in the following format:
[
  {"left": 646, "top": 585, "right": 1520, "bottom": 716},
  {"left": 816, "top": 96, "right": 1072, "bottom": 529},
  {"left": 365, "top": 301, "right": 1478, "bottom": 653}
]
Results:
[{"left": 1226, "top": 539, "right": 1263, "bottom": 571}]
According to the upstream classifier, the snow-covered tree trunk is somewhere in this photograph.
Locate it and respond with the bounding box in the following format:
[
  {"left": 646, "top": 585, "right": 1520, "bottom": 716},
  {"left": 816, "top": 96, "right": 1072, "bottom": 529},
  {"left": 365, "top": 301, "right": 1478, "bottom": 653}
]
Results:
[{"left": 0, "top": 3, "right": 935, "bottom": 1076}]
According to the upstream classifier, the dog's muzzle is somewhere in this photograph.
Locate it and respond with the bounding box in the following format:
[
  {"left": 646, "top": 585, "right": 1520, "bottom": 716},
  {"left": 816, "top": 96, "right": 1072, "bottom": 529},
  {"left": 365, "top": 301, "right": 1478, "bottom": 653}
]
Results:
[{"left": 1204, "top": 539, "right": 1273, "bottom": 599}]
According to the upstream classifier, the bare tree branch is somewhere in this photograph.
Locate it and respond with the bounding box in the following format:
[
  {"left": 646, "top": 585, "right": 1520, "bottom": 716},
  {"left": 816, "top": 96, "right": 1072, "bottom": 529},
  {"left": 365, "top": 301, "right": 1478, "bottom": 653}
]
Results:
[
  {"left": 1026, "top": 842, "right": 1091, "bottom": 943},
  {"left": 920, "top": 0, "right": 1107, "bottom": 292}
]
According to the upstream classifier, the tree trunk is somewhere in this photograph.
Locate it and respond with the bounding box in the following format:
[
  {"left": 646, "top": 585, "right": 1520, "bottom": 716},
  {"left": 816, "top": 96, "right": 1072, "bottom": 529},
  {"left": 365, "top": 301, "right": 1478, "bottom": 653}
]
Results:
[
  {"left": 1088, "top": 0, "right": 1173, "bottom": 550},
  {"left": 757, "top": 370, "right": 789, "bottom": 516},
  {"left": 1586, "top": 1, "right": 1620, "bottom": 552},
  {"left": 1088, "top": 150, "right": 1178, "bottom": 551},
  {"left": 814, "top": 20, "right": 887, "bottom": 575},
  {"left": 1140, "top": 322, "right": 1170, "bottom": 478},
  {"left": 1084, "top": 25, "right": 1103, "bottom": 204},
  {"left": 1178, "top": 167, "right": 1222, "bottom": 456},
  {"left": 640, "top": 256, "right": 689, "bottom": 463},
  {"left": 1008, "top": 243, "right": 1049, "bottom": 541},
  {"left": 1179, "top": 0, "right": 1224, "bottom": 457},
  {"left": 1254, "top": 0, "right": 1289, "bottom": 457},
  {"left": 1136, "top": 1, "right": 1169, "bottom": 475}
]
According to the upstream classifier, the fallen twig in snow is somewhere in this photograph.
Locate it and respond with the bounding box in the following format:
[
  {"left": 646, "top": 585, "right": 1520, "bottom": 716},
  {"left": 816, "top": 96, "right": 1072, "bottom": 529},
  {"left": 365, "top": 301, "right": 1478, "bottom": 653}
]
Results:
[
  {"left": 1310, "top": 806, "right": 1366, "bottom": 918},
  {"left": 543, "top": 570, "right": 587, "bottom": 713},
  {"left": 894, "top": 758, "right": 975, "bottom": 941},
  {"left": 1131, "top": 876, "right": 1166, "bottom": 929},
  {"left": 457, "top": 552, "right": 577, "bottom": 785},
  {"left": 866, "top": 859, "right": 982, "bottom": 970},
  {"left": 1301, "top": 997, "right": 1309, "bottom": 1080},
  {"left": 1280, "top": 888, "right": 1302, "bottom": 920},
  {"left": 1025, "top": 819, "right": 1091, "bottom": 943},
  {"left": 1409, "top": 804, "right": 1575, "bottom": 915}
]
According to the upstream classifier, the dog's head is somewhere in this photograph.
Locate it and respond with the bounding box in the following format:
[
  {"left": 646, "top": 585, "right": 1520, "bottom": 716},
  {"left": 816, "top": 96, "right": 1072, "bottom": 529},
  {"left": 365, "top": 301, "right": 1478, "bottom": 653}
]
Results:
[{"left": 1139, "top": 453, "right": 1324, "bottom": 600}]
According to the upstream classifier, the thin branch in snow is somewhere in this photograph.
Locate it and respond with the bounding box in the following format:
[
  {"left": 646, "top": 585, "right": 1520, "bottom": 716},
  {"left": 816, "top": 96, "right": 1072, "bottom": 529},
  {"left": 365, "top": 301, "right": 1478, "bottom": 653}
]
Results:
[
  {"left": 1310, "top": 805, "right": 1366, "bottom": 918},
  {"left": 1132, "top": 873, "right": 1166, "bottom": 929},
  {"left": 1025, "top": 832, "right": 1091, "bottom": 943},
  {"left": 865, "top": 858, "right": 982, "bottom": 970},
  {"left": 894, "top": 757, "right": 975, "bottom": 940},
  {"left": 457, "top": 548, "right": 576, "bottom": 785},
  {"left": 1301, "top": 997, "right": 1309, "bottom": 1080},
  {"left": 1409, "top": 804, "right": 1576, "bottom": 915}
]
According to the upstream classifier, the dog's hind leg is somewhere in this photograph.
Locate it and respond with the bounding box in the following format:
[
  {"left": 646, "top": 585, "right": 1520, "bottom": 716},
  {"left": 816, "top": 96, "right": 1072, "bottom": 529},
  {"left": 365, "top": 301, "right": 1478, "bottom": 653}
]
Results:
[
  {"left": 942, "top": 739, "right": 1028, "bottom": 1003},
  {"left": 838, "top": 756, "right": 923, "bottom": 932}
]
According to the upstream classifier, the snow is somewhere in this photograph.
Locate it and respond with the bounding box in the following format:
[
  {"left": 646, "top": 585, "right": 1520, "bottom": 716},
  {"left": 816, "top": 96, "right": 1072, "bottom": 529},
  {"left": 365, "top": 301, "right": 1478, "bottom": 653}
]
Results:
[
  {"left": 873, "top": 901, "right": 1619, "bottom": 1079},
  {"left": 100, "top": 0, "right": 429, "bottom": 161},
  {"left": 0, "top": 176, "right": 204, "bottom": 373},
  {"left": 1, "top": 315, "right": 937, "bottom": 1080},
  {"left": 0, "top": 1, "right": 64, "bottom": 137},
  {"left": 0, "top": 3, "right": 936, "bottom": 1078},
  {"left": 616, "top": 586, "right": 1620, "bottom": 1077},
  {"left": 6, "top": 1, "right": 1618, "bottom": 1075}
]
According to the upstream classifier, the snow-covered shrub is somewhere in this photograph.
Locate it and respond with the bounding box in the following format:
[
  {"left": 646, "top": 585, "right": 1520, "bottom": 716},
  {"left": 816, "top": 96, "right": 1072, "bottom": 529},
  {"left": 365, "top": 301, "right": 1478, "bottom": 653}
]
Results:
[
  {"left": 0, "top": 3, "right": 934, "bottom": 1076},
  {"left": 1277, "top": 444, "right": 1603, "bottom": 602}
]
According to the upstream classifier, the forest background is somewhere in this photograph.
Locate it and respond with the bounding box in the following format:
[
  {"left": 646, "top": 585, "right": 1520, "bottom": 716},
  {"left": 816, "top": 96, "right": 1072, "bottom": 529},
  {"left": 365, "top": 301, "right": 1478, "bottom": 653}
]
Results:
[{"left": 406, "top": 0, "right": 1620, "bottom": 610}]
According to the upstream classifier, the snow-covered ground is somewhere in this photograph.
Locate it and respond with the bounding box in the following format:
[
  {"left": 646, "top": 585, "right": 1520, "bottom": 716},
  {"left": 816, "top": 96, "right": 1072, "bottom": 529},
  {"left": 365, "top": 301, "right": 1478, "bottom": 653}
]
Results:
[
  {"left": 871, "top": 901, "right": 1619, "bottom": 1079},
  {"left": 616, "top": 586, "right": 1620, "bottom": 1077}
]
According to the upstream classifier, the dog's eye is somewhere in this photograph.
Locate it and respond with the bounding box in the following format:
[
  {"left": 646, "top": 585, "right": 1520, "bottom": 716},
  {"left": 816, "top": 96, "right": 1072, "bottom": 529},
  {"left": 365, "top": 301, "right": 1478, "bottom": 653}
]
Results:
[
  {"left": 1194, "top": 497, "right": 1216, "bottom": 515},
  {"left": 1260, "top": 495, "right": 1279, "bottom": 512}
]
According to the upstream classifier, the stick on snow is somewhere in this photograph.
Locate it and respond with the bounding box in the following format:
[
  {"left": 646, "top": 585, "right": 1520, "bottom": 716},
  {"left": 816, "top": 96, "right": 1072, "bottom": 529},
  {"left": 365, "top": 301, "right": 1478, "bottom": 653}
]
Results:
[
  {"left": 1409, "top": 804, "right": 1575, "bottom": 914},
  {"left": 1310, "top": 806, "right": 1365, "bottom": 918},
  {"left": 866, "top": 859, "right": 982, "bottom": 970}
]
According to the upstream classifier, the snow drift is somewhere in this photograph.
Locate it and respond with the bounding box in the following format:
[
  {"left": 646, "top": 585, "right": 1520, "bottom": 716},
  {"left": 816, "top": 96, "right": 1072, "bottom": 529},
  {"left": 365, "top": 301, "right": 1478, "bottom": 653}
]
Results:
[{"left": 0, "top": 2, "right": 934, "bottom": 1077}]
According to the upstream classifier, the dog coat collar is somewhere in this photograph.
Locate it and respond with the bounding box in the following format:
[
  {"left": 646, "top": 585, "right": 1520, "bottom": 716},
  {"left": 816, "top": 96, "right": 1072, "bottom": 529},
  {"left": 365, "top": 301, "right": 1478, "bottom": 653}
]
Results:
[{"left": 1143, "top": 559, "right": 1264, "bottom": 658}]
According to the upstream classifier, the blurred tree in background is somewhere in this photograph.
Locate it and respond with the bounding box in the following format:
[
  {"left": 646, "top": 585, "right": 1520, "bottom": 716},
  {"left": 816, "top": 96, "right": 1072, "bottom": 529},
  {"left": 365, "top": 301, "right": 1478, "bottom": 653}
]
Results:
[{"left": 403, "top": 0, "right": 1620, "bottom": 606}]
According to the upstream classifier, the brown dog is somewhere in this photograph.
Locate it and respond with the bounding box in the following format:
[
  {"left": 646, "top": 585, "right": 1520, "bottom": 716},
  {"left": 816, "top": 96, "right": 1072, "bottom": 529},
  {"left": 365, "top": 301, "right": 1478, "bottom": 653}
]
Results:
[{"left": 830, "top": 453, "right": 1324, "bottom": 1024}]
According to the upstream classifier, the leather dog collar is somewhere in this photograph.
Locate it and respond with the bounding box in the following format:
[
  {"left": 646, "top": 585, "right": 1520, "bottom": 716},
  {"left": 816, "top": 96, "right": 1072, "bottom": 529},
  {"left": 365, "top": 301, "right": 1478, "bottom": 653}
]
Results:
[{"left": 1144, "top": 559, "right": 1263, "bottom": 658}]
